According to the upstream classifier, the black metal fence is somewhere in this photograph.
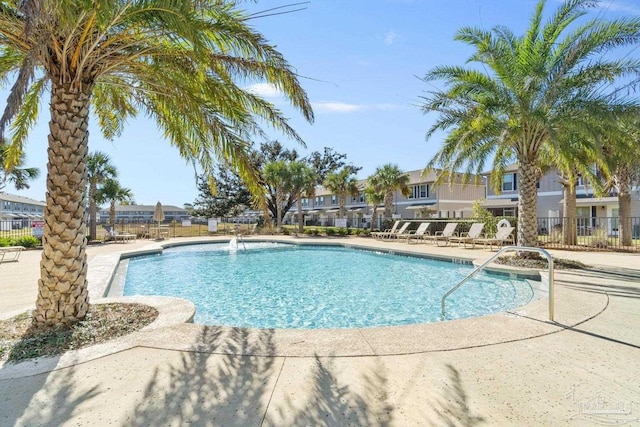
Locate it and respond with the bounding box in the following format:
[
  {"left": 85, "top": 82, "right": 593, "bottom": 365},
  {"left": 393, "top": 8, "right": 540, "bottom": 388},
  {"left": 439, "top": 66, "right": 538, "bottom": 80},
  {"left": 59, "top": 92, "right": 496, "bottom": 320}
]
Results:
[
  {"left": 536, "top": 216, "right": 640, "bottom": 251},
  {"left": 0, "top": 218, "right": 257, "bottom": 242},
  {"left": 3, "top": 216, "right": 640, "bottom": 251}
]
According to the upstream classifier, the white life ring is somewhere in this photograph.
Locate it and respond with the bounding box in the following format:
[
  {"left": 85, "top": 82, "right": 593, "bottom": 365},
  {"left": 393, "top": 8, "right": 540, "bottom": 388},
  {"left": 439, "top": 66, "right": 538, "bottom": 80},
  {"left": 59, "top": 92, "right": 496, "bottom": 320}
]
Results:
[{"left": 497, "top": 218, "right": 511, "bottom": 228}]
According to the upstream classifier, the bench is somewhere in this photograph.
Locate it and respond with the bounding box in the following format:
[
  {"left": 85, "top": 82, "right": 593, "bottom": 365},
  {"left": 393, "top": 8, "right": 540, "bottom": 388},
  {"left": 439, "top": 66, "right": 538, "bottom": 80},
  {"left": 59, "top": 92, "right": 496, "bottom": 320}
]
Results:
[
  {"left": 112, "top": 233, "right": 136, "bottom": 243},
  {"left": 0, "top": 246, "right": 25, "bottom": 263}
]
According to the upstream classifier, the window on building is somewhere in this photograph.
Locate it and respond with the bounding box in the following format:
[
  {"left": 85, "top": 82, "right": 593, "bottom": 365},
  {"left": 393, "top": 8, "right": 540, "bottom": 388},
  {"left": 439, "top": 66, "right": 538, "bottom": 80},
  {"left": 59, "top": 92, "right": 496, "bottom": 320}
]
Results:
[
  {"left": 408, "top": 184, "right": 429, "bottom": 199},
  {"left": 314, "top": 196, "right": 324, "bottom": 206},
  {"left": 331, "top": 195, "right": 337, "bottom": 205},
  {"left": 301, "top": 198, "right": 309, "bottom": 207},
  {"left": 502, "top": 174, "right": 516, "bottom": 192}
]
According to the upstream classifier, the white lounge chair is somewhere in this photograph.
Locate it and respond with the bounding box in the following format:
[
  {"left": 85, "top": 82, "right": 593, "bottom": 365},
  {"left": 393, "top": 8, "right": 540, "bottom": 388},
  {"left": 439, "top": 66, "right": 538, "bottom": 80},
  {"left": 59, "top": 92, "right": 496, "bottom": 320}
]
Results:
[
  {"left": 382, "top": 222, "right": 411, "bottom": 240},
  {"left": 0, "top": 246, "right": 25, "bottom": 263},
  {"left": 425, "top": 223, "right": 459, "bottom": 246},
  {"left": 448, "top": 223, "right": 485, "bottom": 248},
  {"left": 472, "top": 226, "right": 515, "bottom": 250},
  {"left": 104, "top": 225, "right": 136, "bottom": 243},
  {"left": 404, "top": 222, "right": 432, "bottom": 243},
  {"left": 372, "top": 220, "right": 401, "bottom": 240}
]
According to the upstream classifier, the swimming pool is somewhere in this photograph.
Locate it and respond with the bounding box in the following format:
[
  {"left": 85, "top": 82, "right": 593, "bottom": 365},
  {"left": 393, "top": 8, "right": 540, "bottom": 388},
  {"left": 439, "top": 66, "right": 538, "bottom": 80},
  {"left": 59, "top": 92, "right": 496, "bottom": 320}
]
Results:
[{"left": 123, "top": 242, "right": 534, "bottom": 329}]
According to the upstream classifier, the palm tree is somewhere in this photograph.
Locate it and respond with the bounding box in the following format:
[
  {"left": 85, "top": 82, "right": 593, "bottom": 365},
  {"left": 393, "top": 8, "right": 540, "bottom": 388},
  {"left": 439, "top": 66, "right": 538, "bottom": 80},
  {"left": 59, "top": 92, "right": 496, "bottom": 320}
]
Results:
[
  {"left": 288, "top": 161, "right": 316, "bottom": 234},
  {"left": 263, "top": 160, "right": 290, "bottom": 232},
  {"left": 420, "top": 0, "right": 640, "bottom": 248},
  {"left": 0, "top": 1, "right": 312, "bottom": 325},
  {"left": 323, "top": 167, "right": 359, "bottom": 220},
  {"left": 87, "top": 152, "right": 117, "bottom": 241},
  {"left": 603, "top": 117, "right": 640, "bottom": 246},
  {"left": 95, "top": 179, "right": 133, "bottom": 226},
  {"left": 0, "top": 143, "right": 39, "bottom": 190},
  {"left": 368, "top": 164, "right": 410, "bottom": 222},
  {"left": 363, "top": 184, "right": 384, "bottom": 231}
]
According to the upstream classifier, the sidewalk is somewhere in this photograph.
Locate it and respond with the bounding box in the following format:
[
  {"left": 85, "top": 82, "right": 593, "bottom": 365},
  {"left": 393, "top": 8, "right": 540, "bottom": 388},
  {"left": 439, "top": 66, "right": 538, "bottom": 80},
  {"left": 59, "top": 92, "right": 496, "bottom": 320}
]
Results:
[{"left": 1, "top": 237, "right": 638, "bottom": 426}]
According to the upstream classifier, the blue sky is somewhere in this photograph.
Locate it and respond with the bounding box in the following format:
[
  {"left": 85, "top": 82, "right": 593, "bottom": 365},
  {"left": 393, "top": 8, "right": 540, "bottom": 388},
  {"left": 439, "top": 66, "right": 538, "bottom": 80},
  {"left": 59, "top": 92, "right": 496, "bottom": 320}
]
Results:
[{"left": 3, "top": 0, "right": 639, "bottom": 207}]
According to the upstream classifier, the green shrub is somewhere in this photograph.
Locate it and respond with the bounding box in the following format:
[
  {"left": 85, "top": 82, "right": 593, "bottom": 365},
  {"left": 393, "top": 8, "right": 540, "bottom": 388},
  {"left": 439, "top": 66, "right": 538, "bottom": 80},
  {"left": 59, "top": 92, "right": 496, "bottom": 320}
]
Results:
[
  {"left": 312, "top": 229, "right": 320, "bottom": 236},
  {"left": 304, "top": 228, "right": 314, "bottom": 235},
  {"left": 326, "top": 227, "right": 336, "bottom": 236},
  {"left": 337, "top": 227, "right": 347, "bottom": 236},
  {"left": 282, "top": 227, "right": 290, "bottom": 235},
  {"left": 2, "top": 236, "right": 40, "bottom": 248}
]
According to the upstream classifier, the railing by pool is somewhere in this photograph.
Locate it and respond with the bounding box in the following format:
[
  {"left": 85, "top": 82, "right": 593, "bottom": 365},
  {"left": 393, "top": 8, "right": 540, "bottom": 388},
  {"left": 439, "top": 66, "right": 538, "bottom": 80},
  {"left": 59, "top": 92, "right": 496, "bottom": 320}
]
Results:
[{"left": 441, "top": 246, "right": 555, "bottom": 322}]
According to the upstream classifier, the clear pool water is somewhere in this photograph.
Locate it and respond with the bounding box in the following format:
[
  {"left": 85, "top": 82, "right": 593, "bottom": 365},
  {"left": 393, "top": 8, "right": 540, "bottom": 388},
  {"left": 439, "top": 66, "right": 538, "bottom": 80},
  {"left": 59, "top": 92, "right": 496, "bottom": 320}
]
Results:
[{"left": 123, "top": 242, "right": 534, "bottom": 329}]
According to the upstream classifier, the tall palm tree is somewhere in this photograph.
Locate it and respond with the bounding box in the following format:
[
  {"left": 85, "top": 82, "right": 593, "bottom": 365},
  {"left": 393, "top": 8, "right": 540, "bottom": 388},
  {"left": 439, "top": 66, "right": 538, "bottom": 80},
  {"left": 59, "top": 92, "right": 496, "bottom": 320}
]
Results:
[
  {"left": 87, "top": 151, "right": 117, "bottom": 241},
  {"left": 323, "top": 167, "right": 359, "bottom": 219},
  {"left": 95, "top": 179, "right": 133, "bottom": 226},
  {"left": 603, "top": 117, "right": 640, "bottom": 246},
  {"left": 0, "top": 143, "right": 39, "bottom": 190},
  {"left": 0, "top": 1, "right": 312, "bottom": 325},
  {"left": 263, "top": 160, "right": 290, "bottom": 232},
  {"left": 368, "top": 164, "right": 410, "bottom": 222},
  {"left": 420, "top": 0, "right": 640, "bottom": 248},
  {"left": 363, "top": 184, "right": 384, "bottom": 231},
  {"left": 288, "top": 161, "right": 316, "bottom": 234}
]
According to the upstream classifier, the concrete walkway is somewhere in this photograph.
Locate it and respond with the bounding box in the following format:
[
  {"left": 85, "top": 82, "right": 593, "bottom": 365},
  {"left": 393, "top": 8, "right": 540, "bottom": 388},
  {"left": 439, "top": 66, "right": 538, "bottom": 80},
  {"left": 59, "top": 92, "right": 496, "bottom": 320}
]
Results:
[{"left": 0, "top": 237, "right": 638, "bottom": 426}]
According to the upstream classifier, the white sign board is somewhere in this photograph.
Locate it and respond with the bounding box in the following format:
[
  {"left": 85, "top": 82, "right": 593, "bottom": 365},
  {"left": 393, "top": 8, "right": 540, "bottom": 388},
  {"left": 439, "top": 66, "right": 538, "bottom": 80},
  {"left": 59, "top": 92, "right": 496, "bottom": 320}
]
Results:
[
  {"left": 32, "top": 221, "right": 45, "bottom": 238},
  {"left": 207, "top": 219, "right": 218, "bottom": 232},
  {"left": 335, "top": 218, "right": 347, "bottom": 228},
  {"left": 182, "top": 220, "right": 192, "bottom": 227}
]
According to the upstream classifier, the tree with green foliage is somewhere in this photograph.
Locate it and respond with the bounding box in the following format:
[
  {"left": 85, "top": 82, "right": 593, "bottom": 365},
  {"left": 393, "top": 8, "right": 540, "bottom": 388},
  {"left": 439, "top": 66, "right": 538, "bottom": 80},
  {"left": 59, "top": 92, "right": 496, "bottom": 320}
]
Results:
[
  {"left": 95, "top": 179, "right": 133, "bottom": 226},
  {"left": 323, "top": 167, "right": 359, "bottom": 219},
  {"left": 288, "top": 161, "right": 317, "bottom": 234},
  {"left": 252, "top": 141, "right": 359, "bottom": 221},
  {"left": 604, "top": 117, "right": 640, "bottom": 246},
  {"left": 263, "top": 160, "right": 291, "bottom": 232},
  {"left": 368, "top": 164, "right": 410, "bottom": 222},
  {"left": 0, "top": 1, "right": 312, "bottom": 325},
  {"left": 0, "top": 142, "right": 39, "bottom": 191},
  {"left": 192, "top": 168, "right": 252, "bottom": 219},
  {"left": 87, "top": 152, "right": 117, "bottom": 241},
  {"left": 363, "top": 184, "right": 384, "bottom": 230},
  {"left": 420, "top": 0, "right": 640, "bottom": 248}
]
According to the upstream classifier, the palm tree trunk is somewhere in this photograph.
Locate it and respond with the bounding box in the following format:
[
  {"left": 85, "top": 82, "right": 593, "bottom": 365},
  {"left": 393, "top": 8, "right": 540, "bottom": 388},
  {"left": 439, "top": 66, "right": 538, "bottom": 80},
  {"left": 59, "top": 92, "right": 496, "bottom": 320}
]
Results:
[
  {"left": 619, "top": 192, "right": 632, "bottom": 247},
  {"left": 339, "top": 195, "right": 346, "bottom": 219},
  {"left": 110, "top": 201, "right": 116, "bottom": 225},
  {"left": 275, "top": 189, "right": 282, "bottom": 232},
  {"left": 562, "top": 183, "right": 577, "bottom": 245},
  {"left": 297, "top": 195, "right": 304, "bottom": 234},
  {"left": 89, "top": 187, "right": 97, "bottom": 241},
  {"left": 370, "top": 206, "right": 378, "bottom": 231},
  {"left": 383, "top": 191, "right": 393, "bottom": 221},
  {"left": 34, "top": 82, "right": 91, "bottom": 326},
  {"left": 517, "top": 161, "right": 539, "bottom": 248}
]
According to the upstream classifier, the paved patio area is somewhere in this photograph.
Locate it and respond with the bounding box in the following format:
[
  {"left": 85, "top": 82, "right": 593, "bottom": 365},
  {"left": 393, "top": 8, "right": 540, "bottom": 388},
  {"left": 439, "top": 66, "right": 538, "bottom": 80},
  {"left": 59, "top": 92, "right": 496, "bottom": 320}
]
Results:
[{"left": 1, "top": 236, "right": 638, "bottom": 426}]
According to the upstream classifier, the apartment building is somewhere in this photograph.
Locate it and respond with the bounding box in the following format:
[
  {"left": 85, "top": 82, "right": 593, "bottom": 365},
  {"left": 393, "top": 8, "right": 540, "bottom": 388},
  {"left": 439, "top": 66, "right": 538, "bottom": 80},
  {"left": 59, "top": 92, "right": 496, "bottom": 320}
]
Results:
[
  {"left": 97, "top": 204, "right": 190, "bottom": 223},
  {"left": 285, "top": 168, "right": 486, "bottom": 228},
  {"left": 483, "top": 165, "right": 640, "bottom": 236},
  {"left": 0, "top": 192, "right": 46, "bottom": 230}
]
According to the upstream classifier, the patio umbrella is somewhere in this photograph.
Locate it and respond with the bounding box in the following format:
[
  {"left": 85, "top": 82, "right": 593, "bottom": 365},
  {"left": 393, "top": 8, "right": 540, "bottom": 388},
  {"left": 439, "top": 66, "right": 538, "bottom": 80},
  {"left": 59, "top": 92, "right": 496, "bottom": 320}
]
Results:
[{"left": 153, "top": 201, "right": 165, "bottom": 227}]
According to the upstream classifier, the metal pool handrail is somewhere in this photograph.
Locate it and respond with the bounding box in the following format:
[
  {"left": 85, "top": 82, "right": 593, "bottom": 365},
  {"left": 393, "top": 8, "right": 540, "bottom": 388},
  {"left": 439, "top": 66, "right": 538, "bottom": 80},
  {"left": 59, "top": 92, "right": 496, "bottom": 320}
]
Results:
[{"left": 441, "top": 246, "right": 555, "bottom": 321}]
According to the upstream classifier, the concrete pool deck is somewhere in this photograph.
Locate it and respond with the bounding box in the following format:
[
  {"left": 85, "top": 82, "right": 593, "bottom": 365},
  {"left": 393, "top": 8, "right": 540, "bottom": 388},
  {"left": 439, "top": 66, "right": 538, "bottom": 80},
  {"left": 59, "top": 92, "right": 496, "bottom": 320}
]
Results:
[{"left": 0, "top": 236, "right": 639, "bottom": 425}]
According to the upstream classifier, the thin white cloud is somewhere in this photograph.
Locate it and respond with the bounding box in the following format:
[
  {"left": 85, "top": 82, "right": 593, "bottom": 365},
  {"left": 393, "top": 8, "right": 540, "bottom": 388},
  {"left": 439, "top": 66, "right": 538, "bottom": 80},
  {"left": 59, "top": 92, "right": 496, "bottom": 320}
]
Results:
[
  {"left": 312, "top": 101, "right": 404, "bottom": 113},
  {"left": 384, "top": 30, "right": 402, "bottom": 46},
  {"left": 244, "top": 83, "right": 282, "bottom": 98},
  {"left": 313, "top": 102, "right": 364, "bottom": 113}
]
